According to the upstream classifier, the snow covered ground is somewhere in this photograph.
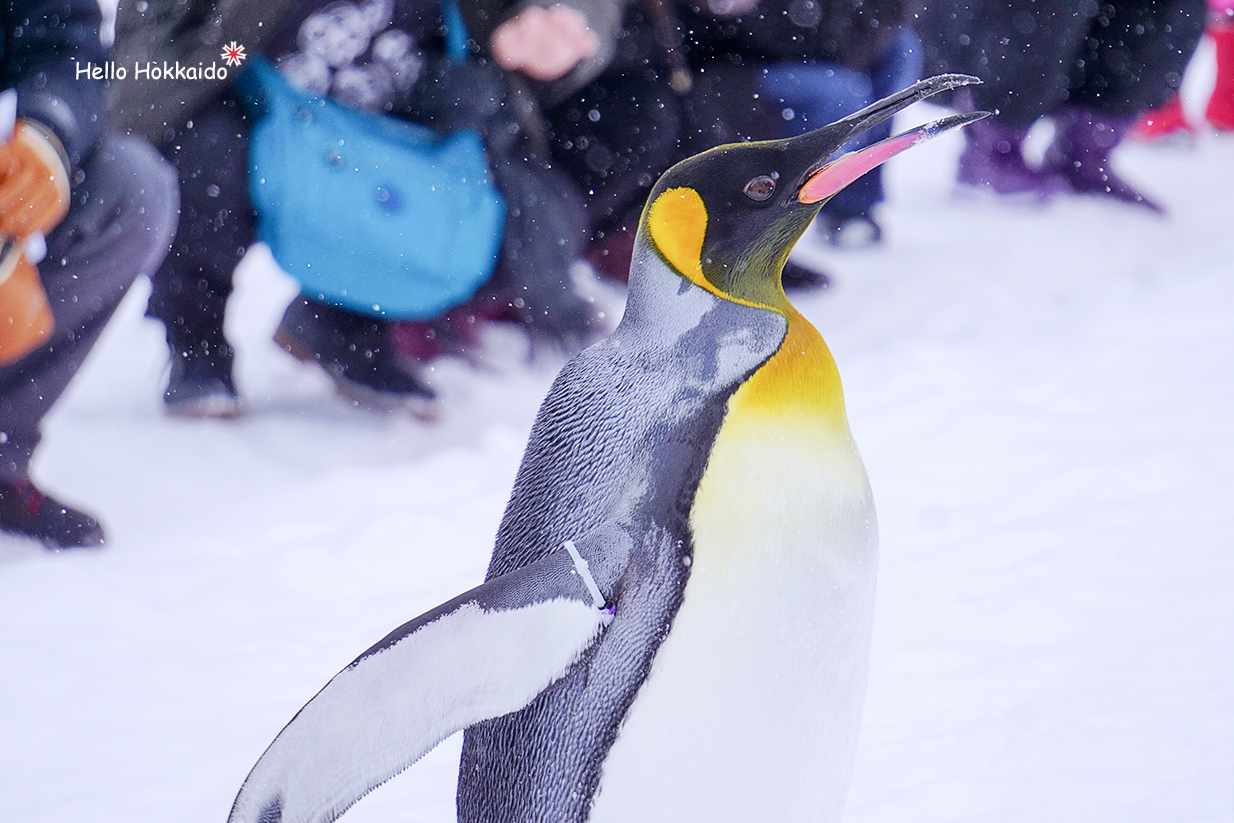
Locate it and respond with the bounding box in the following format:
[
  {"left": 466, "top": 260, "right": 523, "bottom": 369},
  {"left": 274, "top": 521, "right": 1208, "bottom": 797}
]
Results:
[{"left": 2, "top": 57, "right": 1232, "bottom": 823}]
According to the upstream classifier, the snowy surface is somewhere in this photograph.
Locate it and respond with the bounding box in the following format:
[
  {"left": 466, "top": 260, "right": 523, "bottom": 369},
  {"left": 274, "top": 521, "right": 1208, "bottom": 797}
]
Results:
[{"left": 2, "top": 65, "right": 1233, "bottom": 823}]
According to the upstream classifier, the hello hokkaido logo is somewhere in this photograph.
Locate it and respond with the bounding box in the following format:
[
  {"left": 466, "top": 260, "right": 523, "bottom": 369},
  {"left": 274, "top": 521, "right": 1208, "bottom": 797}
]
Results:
[
  {"left": 221, "top": 41, "right": 247, "bottom": 67},
  {"left": 75, "top": 41, "right": 247, "bottom": 82},
  {"left": 75, "top": 43, "right": 247, "bottom": 83}
]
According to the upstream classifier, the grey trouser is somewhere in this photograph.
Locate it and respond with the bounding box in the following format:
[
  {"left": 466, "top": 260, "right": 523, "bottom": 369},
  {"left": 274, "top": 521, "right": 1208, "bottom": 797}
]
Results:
[{"left": 0, "top": 133, "right": 178, "bottom": 480}]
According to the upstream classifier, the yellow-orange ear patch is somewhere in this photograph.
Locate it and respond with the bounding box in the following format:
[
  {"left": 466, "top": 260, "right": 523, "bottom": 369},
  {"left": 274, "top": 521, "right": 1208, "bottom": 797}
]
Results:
[{"left": 647, "top": 187, "right": 711, "bottom": 292}]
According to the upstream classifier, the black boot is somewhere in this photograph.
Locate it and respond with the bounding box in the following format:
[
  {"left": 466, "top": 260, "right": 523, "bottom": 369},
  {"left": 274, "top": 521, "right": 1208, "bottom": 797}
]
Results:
[
  {"left": 814, "top": 211, "right": 883, "bottom": 249},
  {"left": 275, "top": 296, "right": 436, "bottom": 413},
  {"left": 782, "top": 260, "right": 831, "bottom": 293},
  {"left": 164, "top": 324, "right": 241, "bottom": 419},
  {"left": 0, "top": 479, "right": 105, "bottom": 549},
  {"left": 1044, "top": 106, "right": 1163, "bottom": 213}
]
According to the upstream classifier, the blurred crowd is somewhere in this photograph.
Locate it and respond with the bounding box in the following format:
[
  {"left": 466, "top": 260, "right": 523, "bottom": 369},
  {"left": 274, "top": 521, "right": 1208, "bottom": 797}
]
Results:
[{"left": 0, "top": 0, "right": 1229, "bottom": 549}]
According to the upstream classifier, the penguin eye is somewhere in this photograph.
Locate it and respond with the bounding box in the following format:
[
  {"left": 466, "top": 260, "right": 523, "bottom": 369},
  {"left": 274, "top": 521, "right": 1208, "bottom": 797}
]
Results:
[{"left": 743, "top": 174, "right": 777, "bottom": 202}]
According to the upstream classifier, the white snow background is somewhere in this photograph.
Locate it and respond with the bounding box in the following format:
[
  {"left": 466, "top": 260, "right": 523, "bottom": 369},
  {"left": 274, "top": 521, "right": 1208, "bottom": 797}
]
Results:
[{"left": 2, "top": 38, "right": 1232, "bottom": 823}]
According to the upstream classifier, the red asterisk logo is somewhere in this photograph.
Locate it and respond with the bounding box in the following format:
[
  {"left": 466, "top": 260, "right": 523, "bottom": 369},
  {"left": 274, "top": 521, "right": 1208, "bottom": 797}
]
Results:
[{"left": 221, "top": 42, "right": 247, "bottom": 67}]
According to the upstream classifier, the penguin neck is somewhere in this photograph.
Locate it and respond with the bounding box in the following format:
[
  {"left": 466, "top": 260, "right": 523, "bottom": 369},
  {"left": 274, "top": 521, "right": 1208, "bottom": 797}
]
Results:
[
  {"left": 731, "top": 305, "right": 849, "bottom": 431},
  {"left": 624, "top": 239, "right": 848, "bottom": 430}
]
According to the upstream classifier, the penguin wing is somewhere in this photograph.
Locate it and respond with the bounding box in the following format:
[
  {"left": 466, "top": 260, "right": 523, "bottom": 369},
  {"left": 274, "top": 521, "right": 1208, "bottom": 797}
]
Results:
[{"left": 228, "top": 543, "right": 613, "bottom": 823}]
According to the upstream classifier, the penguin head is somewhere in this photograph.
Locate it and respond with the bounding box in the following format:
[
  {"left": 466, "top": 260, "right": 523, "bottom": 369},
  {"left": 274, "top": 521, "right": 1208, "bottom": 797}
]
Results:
[{"left": 639, "top": 74, "right": 989, "bottom": 309}]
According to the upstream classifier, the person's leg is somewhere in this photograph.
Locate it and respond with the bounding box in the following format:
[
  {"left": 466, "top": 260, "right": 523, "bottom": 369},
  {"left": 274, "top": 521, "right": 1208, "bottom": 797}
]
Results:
[
  {"left": 147, "top": 87, "right": 256, "bottom": 415},
  {"left": 920, "top": 0, "right": 1092, "bottom": 199},
  {"left": 760, "top": 63, "right": 871, "bottom": 135},
  {"left": 871, "top": 28, "right": 926, "bottom": 101},
  {"left": 1208, "top": 3, "right": 1234, "bottom": 129},
  {"left": 1045, "top": 0, "right": 1206, "bottom": 210},
  {"left": 834, "top": 26, "right": 923, "bottom": 220},
  {"left": 760, "top": 61, "right": 879, "bottom": 228},
  {"left": 920, "top": 0, "right": 1094, "bottom": 127},
  {"left": 815, "top": 28, "right": 923, "bottom": 241},
  {"left": 0, "top": 134, "right": 178, "bottom": 547}
]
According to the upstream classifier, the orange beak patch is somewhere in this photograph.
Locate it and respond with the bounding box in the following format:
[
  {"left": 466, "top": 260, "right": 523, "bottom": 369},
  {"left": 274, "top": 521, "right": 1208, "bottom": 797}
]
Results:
[
  {"left": 798, "top": 110, "right": 989, "bottom": 204},
  {"left": 798, "top": 129, "right": 933, "bottom": 205}
]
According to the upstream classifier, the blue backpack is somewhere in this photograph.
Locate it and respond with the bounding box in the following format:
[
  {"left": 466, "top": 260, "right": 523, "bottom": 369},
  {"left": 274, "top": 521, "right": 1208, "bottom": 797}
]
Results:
[{"left": 242, "top": 7, "right": 504, "bottom": 319}]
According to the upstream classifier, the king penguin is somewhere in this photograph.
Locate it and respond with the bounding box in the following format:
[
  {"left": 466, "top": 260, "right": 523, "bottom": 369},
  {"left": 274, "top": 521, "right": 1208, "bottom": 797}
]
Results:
[{"left": 227, "top": 75, "right": 988, "bottom": 823}]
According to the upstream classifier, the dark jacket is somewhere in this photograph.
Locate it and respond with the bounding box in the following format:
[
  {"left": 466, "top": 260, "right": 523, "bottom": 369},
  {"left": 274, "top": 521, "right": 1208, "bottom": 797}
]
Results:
[
  {"left": 916, "top": 0, "right": 1206, "bottom": 125},
  {"left": 680, "top": 0, "right": 909, "bottom": 72},
  {"left": 1, "top": 0, "right": 105, "bottom": 166},
  {"left": 111, "top": 0, "right": 505, "bottom": 143}
]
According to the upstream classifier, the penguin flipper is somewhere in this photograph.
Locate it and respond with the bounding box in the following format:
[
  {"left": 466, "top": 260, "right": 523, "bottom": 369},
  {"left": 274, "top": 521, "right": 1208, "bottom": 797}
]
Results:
[{"left": 228, "top": 545, "right": 612, "bottom": 823}]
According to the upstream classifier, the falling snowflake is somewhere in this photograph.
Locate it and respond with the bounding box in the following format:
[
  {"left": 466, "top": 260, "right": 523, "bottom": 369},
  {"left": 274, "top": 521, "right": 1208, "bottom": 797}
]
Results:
[{"left": 221, "top": 42, "right": 247, "bottom": 67}]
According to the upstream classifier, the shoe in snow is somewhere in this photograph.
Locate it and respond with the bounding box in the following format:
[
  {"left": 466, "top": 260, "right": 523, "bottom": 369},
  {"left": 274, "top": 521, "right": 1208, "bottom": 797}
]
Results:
[
  {"left": 1045, "top": 106, "right": 1163, "bottom": 213},
  {"left": 275, "top": 296, "right": 437, "bottom": 417},
  {"left": 956, "top": 117, "right": 1066, "bottom": 202},
  {"left": 782, "top": 260, "right": 832, "bottom": 293},
  {"left": 0, "top": 479, "right": 105, "bottom": 549},
  {"left": 815, "top": 212, "right": 883, "bottom": 249},
  {"left": 1131, "top": 95, "right": 1194, "bottom": 142},
  {"left": 164, "top": 330, "right": 241, "bottom": 419}
]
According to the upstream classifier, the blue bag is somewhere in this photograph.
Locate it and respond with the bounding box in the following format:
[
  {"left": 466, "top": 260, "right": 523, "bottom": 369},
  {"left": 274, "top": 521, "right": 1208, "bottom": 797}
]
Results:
[{"left": 242, "top": 15, "right": 504, "bottom": 319}]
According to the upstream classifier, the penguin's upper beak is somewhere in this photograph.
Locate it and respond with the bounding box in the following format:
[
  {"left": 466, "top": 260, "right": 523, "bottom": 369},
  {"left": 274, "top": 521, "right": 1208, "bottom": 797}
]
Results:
[{"left": 795, "top": 74, "right": 991, "bottom": 205}]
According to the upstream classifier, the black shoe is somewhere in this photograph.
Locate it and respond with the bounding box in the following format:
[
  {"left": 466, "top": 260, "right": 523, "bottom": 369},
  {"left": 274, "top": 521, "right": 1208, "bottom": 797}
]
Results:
[
  {"left": 164, "top": 328, "right": 241, "bottom": 419},
  {"left": 275, "top": 296, "right": 436, "bottom": 414},
  {"left": 815, "top": 212, "right": 883, "bottom": 248},
  {"left": 782, "top": 260, "right": 832, "bottom": 293},
  {"left": 0, "top": 479, "right": 105, "bottom": 549}
]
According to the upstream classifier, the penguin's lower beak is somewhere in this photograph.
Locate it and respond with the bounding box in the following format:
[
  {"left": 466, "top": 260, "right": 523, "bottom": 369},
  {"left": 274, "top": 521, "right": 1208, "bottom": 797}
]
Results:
[{"left": 797, "top": 75, "right": 991, "bottom": 205}]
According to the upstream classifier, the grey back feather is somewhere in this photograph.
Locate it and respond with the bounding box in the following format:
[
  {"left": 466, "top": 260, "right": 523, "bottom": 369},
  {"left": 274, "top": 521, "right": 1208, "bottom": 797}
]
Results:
[{"left": 459, "top": 246, "right": 787, "bottom": 822}]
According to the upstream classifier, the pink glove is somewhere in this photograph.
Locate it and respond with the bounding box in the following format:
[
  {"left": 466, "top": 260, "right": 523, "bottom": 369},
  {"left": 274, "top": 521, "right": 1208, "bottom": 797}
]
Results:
[{"left": 490, "top": 5, "right": 599, "bottom": 82}]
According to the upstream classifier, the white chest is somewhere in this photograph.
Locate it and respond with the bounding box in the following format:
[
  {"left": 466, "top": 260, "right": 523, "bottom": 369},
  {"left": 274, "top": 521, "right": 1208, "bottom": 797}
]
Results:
[{"left": 588, "top": 416, "right": 878, "bottom": 823}]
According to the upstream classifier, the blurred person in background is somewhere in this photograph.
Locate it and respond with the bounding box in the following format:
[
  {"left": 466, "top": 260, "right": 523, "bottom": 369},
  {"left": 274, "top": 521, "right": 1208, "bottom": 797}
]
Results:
[
  {"left": 917, "top": 0, "right": 1207, "bottom": 210},
  {"left": 111, "top": 1, "right": 301, "bottom": 418},
  {"left": 462, "top": 0, "right": 683, "bottom": 284},
  {"left": 465, "top": 0, "right": 917, "bottom": 290},
  {"left": 678, "top": 0, "right": 921, "bottom": 248},
  {"left": 111, "top": 0, "right": 600, "bottom": 420},
  {"left": 1133, "top": 0, "right": 1234, "bottom": 139},
  {"left": 0, "top": 0, "right": 177, "bottom": 548}
]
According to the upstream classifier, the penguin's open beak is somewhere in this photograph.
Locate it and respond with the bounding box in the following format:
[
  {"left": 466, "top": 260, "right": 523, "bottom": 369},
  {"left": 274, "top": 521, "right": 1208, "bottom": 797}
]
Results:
[{"left": 796, "top": 74, "right": 991, "bottom": 205}]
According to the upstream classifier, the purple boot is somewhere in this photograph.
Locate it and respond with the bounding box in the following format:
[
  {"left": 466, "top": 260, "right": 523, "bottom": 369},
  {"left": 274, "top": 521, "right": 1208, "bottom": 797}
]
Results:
[
  {"left": 1043, "top": 106, "right": 1163, "bottom": 213},
  {"left": 956, "top": 117, "right": 1066, "bottom": 201}
]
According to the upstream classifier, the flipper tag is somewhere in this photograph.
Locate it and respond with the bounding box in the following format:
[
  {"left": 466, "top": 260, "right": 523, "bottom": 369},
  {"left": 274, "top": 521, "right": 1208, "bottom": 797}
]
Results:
[{"left": 563, "top": 540, "right": 606, "bottom": 610}]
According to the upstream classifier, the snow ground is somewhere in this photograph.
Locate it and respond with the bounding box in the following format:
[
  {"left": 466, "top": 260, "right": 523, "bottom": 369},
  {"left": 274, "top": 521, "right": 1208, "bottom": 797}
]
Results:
[{"left": 2, "top": 67, "right": 1232, "bottom": 823}]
